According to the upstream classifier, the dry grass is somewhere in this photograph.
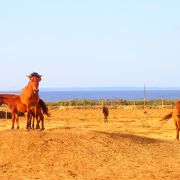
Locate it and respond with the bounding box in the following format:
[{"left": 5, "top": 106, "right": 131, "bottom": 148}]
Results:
[{"left": 0, "top": 108, "right": 179, "bottom": 180}]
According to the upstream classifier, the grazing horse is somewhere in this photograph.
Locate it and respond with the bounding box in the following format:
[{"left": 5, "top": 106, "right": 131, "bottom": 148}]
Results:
[
  {"left": 0, "top": 94, "right": 49, "bottom": 129},
  {"left": 20, "top": 72, "right": 42, "bottom": 129},
  {"left": 103, "top": 106, "right": 109, "bottom": 123},
  {"left": 161, "top": 100, "right": 180, "bottom": 140}
]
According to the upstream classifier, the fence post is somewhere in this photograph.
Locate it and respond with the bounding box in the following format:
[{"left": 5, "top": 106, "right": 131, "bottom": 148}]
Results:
[
  {"left": 102, "top": 100, "right": 104, "bottom": 107},
  {"left": 162, "top": 99, "right": 164, "bottom": 109},
  {"left": 144, "top": 84, "right": 147, "bottom": 113},
  {"left": 134, "top": 101, "right": 136, "bottom": 109}
]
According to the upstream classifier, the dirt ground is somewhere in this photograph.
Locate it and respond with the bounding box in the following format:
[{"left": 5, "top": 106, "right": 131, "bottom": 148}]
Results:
[{"left": 0, "top": 108, "right": 180, "bottom": 180}]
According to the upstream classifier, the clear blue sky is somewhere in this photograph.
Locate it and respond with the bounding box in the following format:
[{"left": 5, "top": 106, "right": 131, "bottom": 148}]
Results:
[{"left": 0, "top": 0, "right": 180, "bottom": 90}]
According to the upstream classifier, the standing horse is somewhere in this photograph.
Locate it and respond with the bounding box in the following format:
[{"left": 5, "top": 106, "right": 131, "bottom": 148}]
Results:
[
  {"left": 103, "top": 106, "right": 109, "bottom": 123},
  {"left": 0, "top": 94, "right": 26, "bottom": 129},
  {"left": 30, "top": 99, "right": 49, "bottom": 130},
  {"left": 20, "top": 72, "right": 42, "bottom": 129},
  {"left": 0, "top": 94, "right": 49, "bottom": 129},
  {"left": 161, "top": 100, "right": 180, "bottom": 140}
]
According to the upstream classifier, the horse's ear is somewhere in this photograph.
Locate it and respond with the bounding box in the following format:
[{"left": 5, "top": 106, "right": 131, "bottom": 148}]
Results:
[
  {"left": 27, "top": 75, "right": 31, "bottom": 79},
  {"left": 39, "top": 75, "right": 43, "bottom": 81}
]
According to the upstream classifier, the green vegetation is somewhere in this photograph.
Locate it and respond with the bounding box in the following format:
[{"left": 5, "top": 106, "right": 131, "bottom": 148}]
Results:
[{"left": 47, "top": 99, "right": 176, "bottom": 109}]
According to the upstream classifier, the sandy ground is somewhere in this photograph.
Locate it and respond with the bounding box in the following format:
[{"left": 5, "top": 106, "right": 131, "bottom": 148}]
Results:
[{"left": 0, "top": 108, "right": 180, "bottom": 180}]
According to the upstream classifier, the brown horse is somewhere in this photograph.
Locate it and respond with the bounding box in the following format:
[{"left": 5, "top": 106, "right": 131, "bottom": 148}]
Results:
[
  {"left": 161, "top": 100, "right": 180, "bottom": 140},
  {"left": 0, "top": 94, "right": 49, "bottom": 130},
  {"left": 20, "top": 72, "right": 42, "bottom": 129},
  {"left": 30, "top": 99, "right": 49, "bottom": 130},
  {"left": 0, "top": 94, "right": 26, "bottom": 129},
  {"left": 103, "top": 106, "right": 109, "bottom": 123}
]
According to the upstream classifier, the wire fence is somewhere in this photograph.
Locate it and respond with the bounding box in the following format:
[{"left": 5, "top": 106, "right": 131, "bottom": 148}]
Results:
[
  {"left": 0, "top": 99, "right": 175, "bottom": 119},
  {"left": 0, "top": 107, "right": 25, "bottom": 119}
]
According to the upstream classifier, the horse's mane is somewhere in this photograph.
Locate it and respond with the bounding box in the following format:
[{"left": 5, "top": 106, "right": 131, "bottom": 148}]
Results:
[{"left": 39, "top": 99, "right": 50, "bottom": 116}]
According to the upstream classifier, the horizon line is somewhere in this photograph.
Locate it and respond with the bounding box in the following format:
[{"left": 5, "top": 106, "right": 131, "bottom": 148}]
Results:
[{"left": 1, "top": 86, "right": 180, "bottom": 92}]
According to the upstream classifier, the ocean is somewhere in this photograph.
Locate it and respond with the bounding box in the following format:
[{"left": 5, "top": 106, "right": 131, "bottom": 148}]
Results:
[
  {"left": 1, "top": 90, "right": 180, "bottom": 102},
  {"left": 37, "top": 90, "right": 180, "bottom": 102}
]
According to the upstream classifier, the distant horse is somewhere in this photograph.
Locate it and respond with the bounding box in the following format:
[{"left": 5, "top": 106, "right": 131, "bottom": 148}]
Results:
[
  {"left": 103, "top": 106, "right": 109, "bottom": 123},
  {"left": 161, "top": 100, "right": 180, "bottom": 140},
  {"left": 0, "top": 94, "right": 49, "bottom": 129},
  {"left": 20, "top": 72, "right": 42, "bottom": 129}
]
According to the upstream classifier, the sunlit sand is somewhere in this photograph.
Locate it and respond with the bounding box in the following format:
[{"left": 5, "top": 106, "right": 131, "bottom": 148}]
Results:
[{"left": 0, "top": 108, "right": 179, "bottom": 179}]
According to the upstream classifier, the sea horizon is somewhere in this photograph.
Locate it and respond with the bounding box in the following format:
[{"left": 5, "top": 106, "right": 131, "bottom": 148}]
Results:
[
  {"left": 0, "top": 87, "right": 180, "bottom": 102},
  {"left": 2, "top": 87, "right": 180, "bottom": 92}
]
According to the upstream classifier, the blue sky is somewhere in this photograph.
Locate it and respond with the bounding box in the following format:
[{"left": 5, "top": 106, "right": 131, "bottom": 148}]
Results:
[{"left": 0, "top": 0, "right": 180, "bottom": 90}]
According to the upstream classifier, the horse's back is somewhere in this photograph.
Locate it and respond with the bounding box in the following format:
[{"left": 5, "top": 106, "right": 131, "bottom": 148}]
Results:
[{"left": 103, "top": 107, "right": 109, "bottom": 116}]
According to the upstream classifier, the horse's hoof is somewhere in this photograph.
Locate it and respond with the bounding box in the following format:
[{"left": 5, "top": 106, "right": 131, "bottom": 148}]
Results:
[
  {"left": 36, "top": 125, "right": 40, "bottom": 129},
  {"left": 17, "top": 127, "right": 19, "bottom": 130},
  {"left": 26, "top": 126, "right": 31, "bottom": 131},
  {"left": 41, "top": 128, "right": 45, "bottom": 131}
]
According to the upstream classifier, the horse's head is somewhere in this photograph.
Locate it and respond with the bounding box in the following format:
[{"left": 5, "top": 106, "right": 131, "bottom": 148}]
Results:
[{"left": 28, "top": 72, "right": 42, "bottom": 94}]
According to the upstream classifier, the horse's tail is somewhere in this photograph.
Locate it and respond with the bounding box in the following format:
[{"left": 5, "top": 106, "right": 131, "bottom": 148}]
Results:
[
  {"left": 160, "top": 112, "right": 173, "bottom": 124},
  {"left": 39, "top": 99, "right": 50, "bottom": 116}
]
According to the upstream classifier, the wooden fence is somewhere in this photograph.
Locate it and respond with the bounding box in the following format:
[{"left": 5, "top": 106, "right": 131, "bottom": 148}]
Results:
[{"left": 0, "top": 108, "right": 25, "bottom": 119}]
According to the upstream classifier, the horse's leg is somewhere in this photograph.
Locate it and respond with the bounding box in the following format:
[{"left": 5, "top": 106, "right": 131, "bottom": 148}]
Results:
[
  {"left": 26, "top": 107, "right": 31, "bottom": 130},
  {"left": 177, "top": 127, "right": 180, "bottom": 140},
  {"left": 40, "top": 112, "right": 45, "bottom": 130},
  {"left": 29, "top": 113, "right": 34, "bottom": 130},
  {"left": 105, "top": 115, "right": 108, "bottom": 123},
  {"left": 11, "top": 112, "right": 15, "bottom": 129},
  {"left": 36, "top": 117, "right": 40, "bottom": 129},
  {"left": 16, "top": 113, "right": 19, "bottom": 129},
  {"left": 175, "top": 122, "right": 179, "bottom": 140},
  {"left": 176, "top": 128, "right": 179, "bottom": 140},
  {"left": 26, "top": 112, "right": 30, "bottom": 129},
  {"left": 41, "top": 118, "right": 45, "bottom": 130},
  {"left": 32, "top": 116, "right": 35, "bottom": 130},
  {"left": 177, "top": 121, "right": 180, "bottom": 140},
  {"left": 37, "top": 112, "right": 43, "bottom": 130},
  {"left": 35, "top": 108, "right": 40, "bottom": 129},
  {"left": 42, "top": 117, "right": 45, "bottom": 130},
  {"left": 30, "top": 112, "right": 36, "bottom": 129}
]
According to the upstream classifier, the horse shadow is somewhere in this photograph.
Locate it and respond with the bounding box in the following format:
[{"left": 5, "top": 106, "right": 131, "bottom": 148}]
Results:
[{"left": 93, "top": 131, "right": 164, "bottom": 144}]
